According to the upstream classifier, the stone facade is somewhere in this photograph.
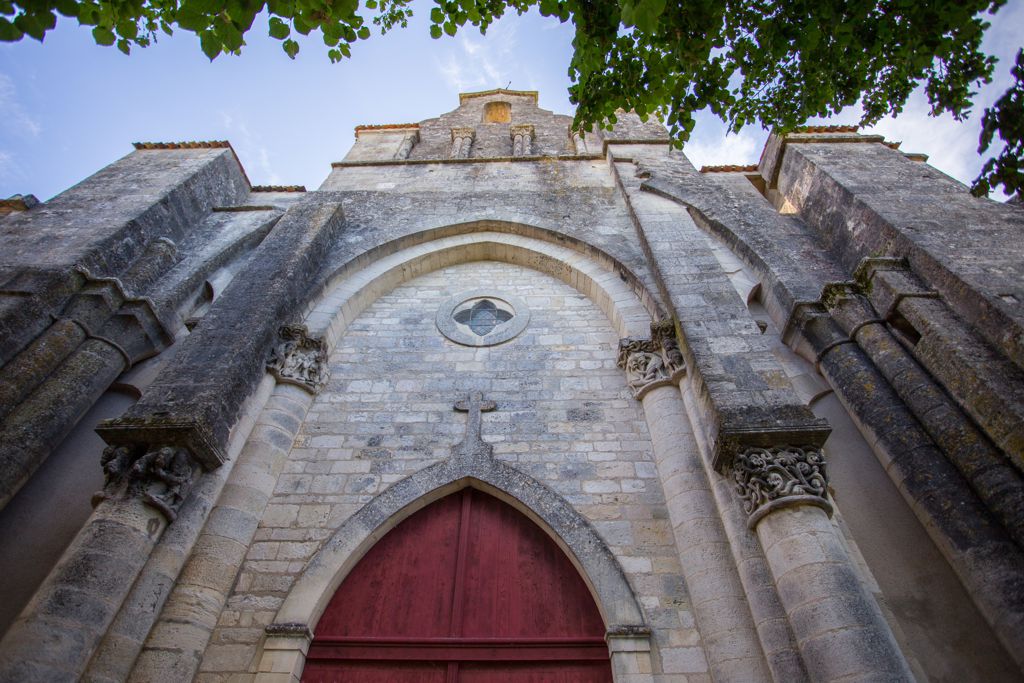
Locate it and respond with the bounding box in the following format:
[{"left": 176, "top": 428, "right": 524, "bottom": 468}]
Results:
[{"left": 0, "top": 88, "right": 1022, "bottom": 682}]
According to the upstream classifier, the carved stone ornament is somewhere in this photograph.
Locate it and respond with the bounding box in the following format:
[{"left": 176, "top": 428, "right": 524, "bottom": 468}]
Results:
[
  {"left": 510, "top": 124, "right": 535, "bottom": 157},
  {"left": 267, "top": 324, "right": 329, "bottom": 394},
  {"left": 617, "top": 322, "right": 686, "bottom": 399},
  {"left": 92, "top": 444, "right": 197, "bottom": 522},
  {"left": 450, "top": 127, "right": 475, "bottom": 159},
  {"left": 731, "top": 445, "right": 833, "bottom": 528}
]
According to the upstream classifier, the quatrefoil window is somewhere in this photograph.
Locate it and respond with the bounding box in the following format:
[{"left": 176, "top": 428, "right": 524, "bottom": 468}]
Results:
[
  {"left": 454, "top": 299, "right": 515, "bottom": 336},
  {"left": 436, "top": 291, "right": 530, "bottom": 347}
]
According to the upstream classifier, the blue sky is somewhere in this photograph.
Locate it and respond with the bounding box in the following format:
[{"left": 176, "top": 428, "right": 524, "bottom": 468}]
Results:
[{"left": 1, "top": 0, "right": 1021, "bottom": 201}]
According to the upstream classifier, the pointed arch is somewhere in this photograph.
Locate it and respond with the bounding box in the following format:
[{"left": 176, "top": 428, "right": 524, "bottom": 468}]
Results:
[
  {"left": 254, "top": 456, "right": 652, "bottom": 681},
  {"left": 273, "top": 455, "right": 646, "bottom": 631}
]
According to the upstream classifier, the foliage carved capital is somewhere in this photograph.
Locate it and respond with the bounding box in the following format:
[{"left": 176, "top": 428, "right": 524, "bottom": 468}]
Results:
[{"left": 731, "top": 445, "right": 832, "bottom": 528}]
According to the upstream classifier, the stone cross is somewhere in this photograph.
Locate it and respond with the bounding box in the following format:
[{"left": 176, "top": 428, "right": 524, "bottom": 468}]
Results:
[{"left": 453, "top": 391, "right": 496, "bottom": 458}]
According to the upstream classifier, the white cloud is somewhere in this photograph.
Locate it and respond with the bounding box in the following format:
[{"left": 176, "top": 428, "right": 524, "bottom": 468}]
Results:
[
  {"left": 0, "top": 73, "right": 41, "bottom": 137},
  {"left": 433, "top": 20, "right": 524, "bottom": 94},
  {"left": 218, "top": 110, "right": 281, "bottom": 185}
]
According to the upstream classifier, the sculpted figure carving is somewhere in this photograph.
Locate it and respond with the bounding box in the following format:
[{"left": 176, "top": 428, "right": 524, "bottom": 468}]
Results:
[
  {"left": 130, "top": 446, "right": 195, "bottom": 521},
  {"left": 617, "top": 322, "right": 686, "bottom": 399},
  {"left": 93, "top": 443, "right": 197, "bottom": 521},
  {"left": 267, "top": 325, "right": 329, "bottom": 393}
]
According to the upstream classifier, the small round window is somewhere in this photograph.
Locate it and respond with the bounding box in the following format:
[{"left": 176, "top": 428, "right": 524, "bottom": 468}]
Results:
[{"left": 436, "top": 290, "right": 529, "bottom": 347}]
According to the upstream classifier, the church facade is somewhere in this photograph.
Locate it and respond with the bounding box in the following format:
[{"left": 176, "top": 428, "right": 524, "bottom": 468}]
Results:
[{"left": 0, "top": 88, "right": 1022, "bottom": 682}]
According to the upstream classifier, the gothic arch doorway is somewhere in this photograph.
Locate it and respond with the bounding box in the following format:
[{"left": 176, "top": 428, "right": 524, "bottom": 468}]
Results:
[{"left": 302, "top": 488, "right": 613, "bottom": 682}]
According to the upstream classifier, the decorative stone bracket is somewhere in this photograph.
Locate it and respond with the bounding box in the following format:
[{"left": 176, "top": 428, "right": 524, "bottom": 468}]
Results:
[
  {"left": 617, "top": 320, "right": 686, "bottom": 399},
  {"left": 92, "top": 444, "right": 198, "bottom": 522},
  {"left": 730, "top": 445, "right": 832, "bottom": 528},
  {"left": 267, "top": 324, "right": 329, "bottom": 394}
]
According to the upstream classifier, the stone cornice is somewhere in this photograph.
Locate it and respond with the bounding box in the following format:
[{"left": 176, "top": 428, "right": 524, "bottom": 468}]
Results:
[{"left": 459, "top": 88, "right": 538, "bottom": 104}]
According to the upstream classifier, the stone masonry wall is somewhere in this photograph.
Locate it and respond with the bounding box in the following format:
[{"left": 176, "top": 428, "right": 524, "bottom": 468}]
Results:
[{"left": 196, "top": 261, "right": 711, "bottom": 681}]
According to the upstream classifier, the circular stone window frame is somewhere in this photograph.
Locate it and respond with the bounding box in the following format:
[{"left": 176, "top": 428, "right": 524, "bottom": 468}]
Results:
[{"left": 436, "top": 289, "right": 530, "bottom": 347}]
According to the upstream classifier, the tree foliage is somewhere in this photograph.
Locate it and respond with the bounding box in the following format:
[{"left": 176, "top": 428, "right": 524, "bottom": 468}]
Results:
[{"left": 1, "top": 0, "right": 1021, "bottom": 197}]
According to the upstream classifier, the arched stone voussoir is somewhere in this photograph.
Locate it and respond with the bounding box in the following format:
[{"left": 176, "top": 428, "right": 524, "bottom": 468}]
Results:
[
  {"left": 273, "top": 454, "right": 648, "bottom": 632},
  {"left": 299, "top": 228, "right": 661, "bottom": 351}
]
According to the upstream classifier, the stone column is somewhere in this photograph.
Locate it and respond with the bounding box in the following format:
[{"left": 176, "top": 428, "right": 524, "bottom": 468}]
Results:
[
  {"left": 725, "top": 445, "right": 916, "bottom": 682},
  {"left": 0, "top": 266, "right": 173, "bottom": 510},
  {"left": 827, "top": 285, "right": 1024, "bottom": 547},
  {"left": 0, "top": 339, "right": 127, "bottom": 509},
  {"left": 450, "top": 127, "right": 475, "bottom": 159},
  {"left": 796, "top": 304, "right": 1024, "bottom": 670},
  {"left": 0, "top": 444, "right": 200, "bottom": 681},
  {"left": 83, "top": 375, "right": 274, "bottom": 683},
  {"left": 128, "top": 327, "right": 326, "bottom": 682},
  {"left": 510, "top": 124, "right": 534, "bottom": 157},
  {"left": 618, "top": 330, "right": 771, "bottom": 682},
  {"left": 394, "top": 131, "right": 419, "bottom": 160}
]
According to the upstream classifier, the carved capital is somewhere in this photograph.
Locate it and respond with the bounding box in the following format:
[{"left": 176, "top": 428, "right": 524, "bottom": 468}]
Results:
[
  {"left": 617, "top": 322, "right": 686, "bottom": 399},
  {"left": 268, "top": 325, "right": 329, "bottom": 394},
  {"left": 450, "top": 127, "right": 475, "bottom": 158},
  {"left": 92, "top": 444, "right": 198, "bottom": 522},
  {"left": 510, "top": 124, "right": 535, "bottom": 156},
  {"left": 730, "top": 445, "right": 832, "bottom": 528}
]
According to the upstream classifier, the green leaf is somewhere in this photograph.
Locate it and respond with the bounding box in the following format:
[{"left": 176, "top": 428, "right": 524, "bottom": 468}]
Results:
[
  {"left": 53, "top": 0, "right": 79, "bottom": 18},
  {"left": 443, "top": 19, "right": 455, "bottom": 35},
  {"left": 91, "top": 25, "right": 116, "bottom": 45},
  {"left": 200, "top": 30, "right": 221, "bottom": 58},
  {"left": 0, "top": 17, "right": 23, "bottom": 41},
  {"left": 282, "top": 36, "right": 299, "bottom": 57},
  {"left": 268, "top": 16, "right": 289, "bottom": 39},
  {"left": 430, "top": 6, "right": 443, "bottom": 23},
  {"left": 429, "top": 22, "right": 441, "bottom": 38},
  {"left": 356, "top": 25, "right": 369, "bottom": 39}
]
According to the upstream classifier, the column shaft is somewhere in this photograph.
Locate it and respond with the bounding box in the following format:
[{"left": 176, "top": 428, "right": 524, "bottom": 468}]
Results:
[
  {"left": 640, "top": 386, "right": 771, "bottom": 681},
  {"left": 129, "top": 383, "right": 313, "bottom": 682}
]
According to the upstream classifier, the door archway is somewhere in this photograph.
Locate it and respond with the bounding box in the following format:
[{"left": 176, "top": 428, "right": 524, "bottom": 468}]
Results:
[{"left": 302, "top": 488, "right": 612, "bottom": 682}]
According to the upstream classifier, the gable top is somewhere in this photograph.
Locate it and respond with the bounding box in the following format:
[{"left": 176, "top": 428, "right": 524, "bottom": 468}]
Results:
[{"left": 459, "top": 88, "right": 539, "bottom": 105}]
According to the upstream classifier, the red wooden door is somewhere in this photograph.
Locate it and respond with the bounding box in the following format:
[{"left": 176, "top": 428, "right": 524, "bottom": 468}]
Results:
[{"left": 303, "top": 489, "right": 612, "bottom": 682}]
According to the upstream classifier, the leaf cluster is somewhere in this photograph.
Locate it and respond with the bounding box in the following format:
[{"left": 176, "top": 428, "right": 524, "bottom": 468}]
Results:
[
  {"left": 2, "top": 0, "right": 1020, "bottom": 197},
  {"left": 0, "top": 0, "right": 407, "bottom": 59}
]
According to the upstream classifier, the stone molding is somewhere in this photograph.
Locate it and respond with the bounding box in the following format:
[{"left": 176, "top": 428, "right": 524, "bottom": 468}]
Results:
[
  {"left": 267, "top": 324, "right": 329, "bottom": 394},
  {"left": 730, "top": 445, "right": 832, "bottom": 528},
  {"left": 74, "top": 264, "right": 175, "bottom": 358},
  {"left": 617, "top": 320, "right": 686, "bottom": 399},
  {"left": 92, "top": 444, "right": 198, "bottom": 522}
]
